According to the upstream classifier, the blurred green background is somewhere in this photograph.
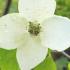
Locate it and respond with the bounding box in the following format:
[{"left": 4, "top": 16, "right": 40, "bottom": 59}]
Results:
[
  {"left": 0, "top": 0, "right": 70, "bottom": 70},
  {"left": 0, "top": 0, "right": 70, "bottom": 18}
]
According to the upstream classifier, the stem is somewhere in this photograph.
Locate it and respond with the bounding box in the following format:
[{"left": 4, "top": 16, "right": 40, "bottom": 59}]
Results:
[
  {"left": 61, "top": 51, "right": 70, "bottom": 59},
  {"left": 52, "top": 50, "right": 70, "bottom": 60},
  {"left": 3, "top": 0, "right": 12, "bottom": 15},
  {"left": 51, "top": 50, "right": 62, "bottom": 60}
]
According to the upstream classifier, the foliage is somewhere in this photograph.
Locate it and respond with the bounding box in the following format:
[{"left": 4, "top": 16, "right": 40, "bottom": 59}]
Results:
[
  {"left": 0, "top": 48, "right": 20, "bottom": 70},
  {"left": 68, "top": 63, "right": 70, "bottom": 70},
  {"left": 33, "top": 50, "right": 56, "bottom": 70}
]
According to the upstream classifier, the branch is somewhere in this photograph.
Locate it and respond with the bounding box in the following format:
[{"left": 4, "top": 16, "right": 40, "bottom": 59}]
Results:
[
  {"left": 61, "top": 51, "right": 70, "bottom": 59},
  {"left": 3, "top": 0, "right": 12, "bottom": 15}
]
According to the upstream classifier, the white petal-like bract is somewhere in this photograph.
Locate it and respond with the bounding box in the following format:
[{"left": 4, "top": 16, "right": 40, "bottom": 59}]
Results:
[
  {"left": 41, "top": 15, "right": 70, "bottom": 51},
  {"left": 18, "top": 0, "right": 56, "bottom": 22},
  {"left": 16, "top": 33, "right": 47, "bottom": 70},
  {"left": 0, "top": 13, "right": 28, "bottom": 49}
]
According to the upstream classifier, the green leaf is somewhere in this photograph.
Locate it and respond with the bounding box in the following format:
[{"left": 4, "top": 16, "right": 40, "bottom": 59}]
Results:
[
  {"left": 9, "top": 0, "right": 18, "bottom": 13},
  {"left": 0, "top": 48, "right": 56, "bottom": 70},
  {"left": 56, "top": 56, "right": 68, "bottom": 70},
  {"left": 33, "top": 50, "right": 57, "bottom": 70},
  {"left": 68, "top": 63, "right": 70, "bottom": 70},
  {"left": 0, "top": 48, "right": 20, "bottom": 70},
  {"left": 0, "top": 0, "right": 6, "bottom": 16}
]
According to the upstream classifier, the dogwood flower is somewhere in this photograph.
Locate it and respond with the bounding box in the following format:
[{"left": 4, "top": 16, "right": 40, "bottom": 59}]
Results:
[{"left": 0, "top": 0, "right": 70, "bottom": 70}]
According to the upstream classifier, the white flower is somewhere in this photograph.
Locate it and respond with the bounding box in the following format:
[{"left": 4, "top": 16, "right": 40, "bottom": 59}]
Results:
[{"left": 0, "top": 0, "right": 70, "bottom": 70}]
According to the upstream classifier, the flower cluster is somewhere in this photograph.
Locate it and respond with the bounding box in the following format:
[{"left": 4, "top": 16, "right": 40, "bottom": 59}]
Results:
[{"left": 0, "top": 0, "right": 70, "bottom": 70}]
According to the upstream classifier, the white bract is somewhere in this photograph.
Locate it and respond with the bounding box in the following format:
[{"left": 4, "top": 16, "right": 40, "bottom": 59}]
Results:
[{"left": 0, "top": 0, "right": 70, "bottom": 70}]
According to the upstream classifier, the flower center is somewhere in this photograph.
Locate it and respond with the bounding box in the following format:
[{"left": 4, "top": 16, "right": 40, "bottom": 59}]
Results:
[{"left": 28, "top": 21, "right": 41, "bottom": 36}]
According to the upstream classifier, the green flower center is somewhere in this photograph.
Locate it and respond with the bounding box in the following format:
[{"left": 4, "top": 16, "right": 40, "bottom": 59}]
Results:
[{"left": 28, "top": 21, "right": 41, "bottom": 36}]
